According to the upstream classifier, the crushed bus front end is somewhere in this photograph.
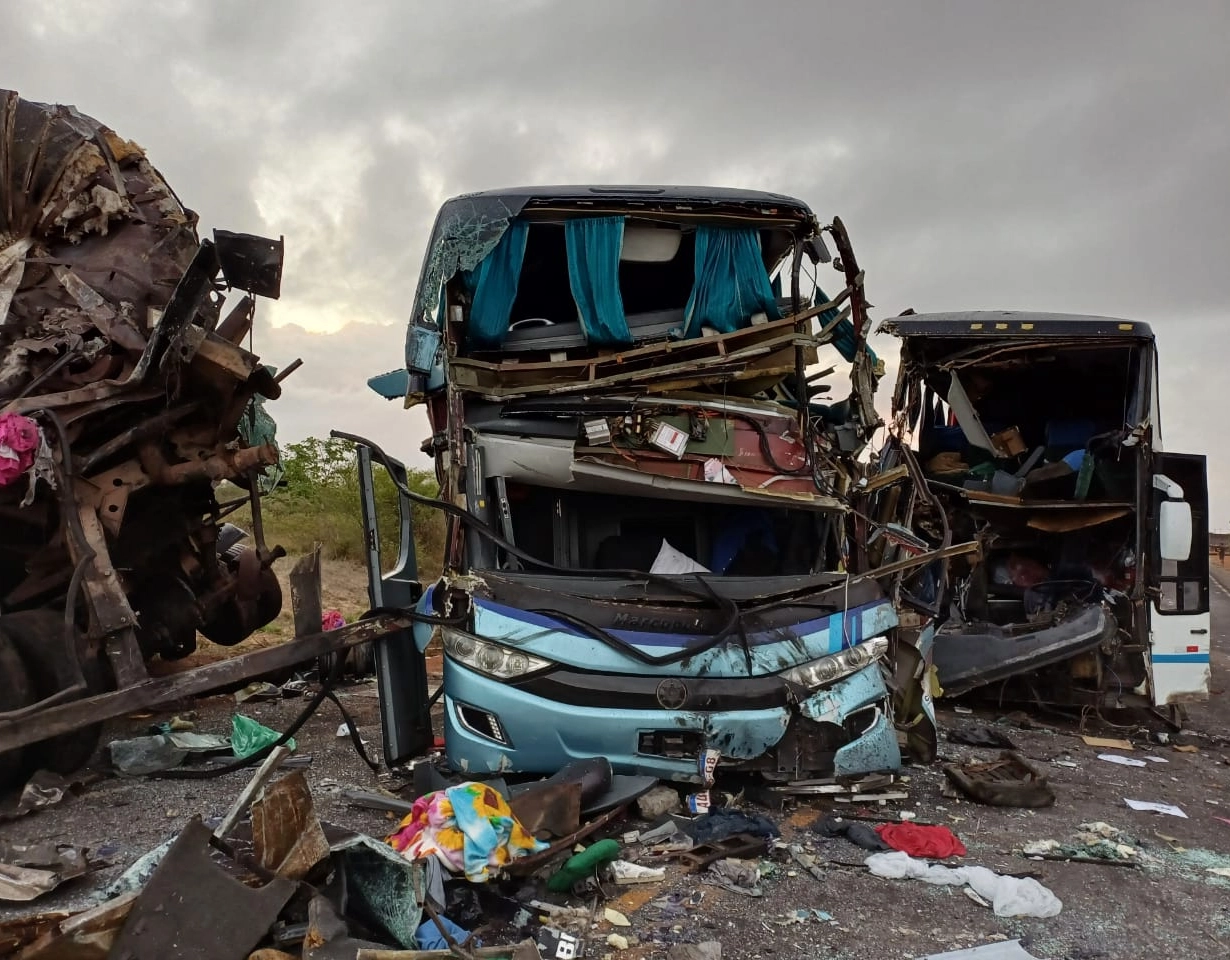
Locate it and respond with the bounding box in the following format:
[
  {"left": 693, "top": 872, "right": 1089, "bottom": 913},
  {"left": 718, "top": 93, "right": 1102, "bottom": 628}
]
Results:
[{"left": 363, "top": 186, "right": 966, "bottom": 784}]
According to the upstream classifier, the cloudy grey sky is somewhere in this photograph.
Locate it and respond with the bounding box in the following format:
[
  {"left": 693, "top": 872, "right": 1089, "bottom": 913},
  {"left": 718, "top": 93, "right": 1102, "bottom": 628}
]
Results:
[{"left": 4, "top": 1, "right": 1229, "bottom": 517}]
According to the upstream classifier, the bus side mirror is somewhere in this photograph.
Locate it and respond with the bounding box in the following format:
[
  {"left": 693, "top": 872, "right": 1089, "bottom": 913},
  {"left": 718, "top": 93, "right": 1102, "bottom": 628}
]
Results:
[{"left": 1159, "top": 499, "right": 1193, "bottom": 561}]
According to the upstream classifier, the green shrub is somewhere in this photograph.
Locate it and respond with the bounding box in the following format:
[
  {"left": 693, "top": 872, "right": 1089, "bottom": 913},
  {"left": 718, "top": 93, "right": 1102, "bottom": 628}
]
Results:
[{"left": 224, "top": 436, "right": 445, "bottom": 578}]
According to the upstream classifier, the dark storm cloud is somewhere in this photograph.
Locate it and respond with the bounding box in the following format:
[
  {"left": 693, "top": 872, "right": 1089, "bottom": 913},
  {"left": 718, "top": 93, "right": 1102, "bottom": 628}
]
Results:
[{"left": 3, "top": 0, "right": 1227, "bottom": 508}]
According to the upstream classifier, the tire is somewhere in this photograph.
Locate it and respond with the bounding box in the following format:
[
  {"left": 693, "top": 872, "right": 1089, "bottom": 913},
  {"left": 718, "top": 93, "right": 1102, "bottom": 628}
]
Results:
[
  {"left": 0, "top": 632, "right": 35, "bottom": 791},
  {"left": 2, "top": 611, "right": 112, "bottom": 776}
]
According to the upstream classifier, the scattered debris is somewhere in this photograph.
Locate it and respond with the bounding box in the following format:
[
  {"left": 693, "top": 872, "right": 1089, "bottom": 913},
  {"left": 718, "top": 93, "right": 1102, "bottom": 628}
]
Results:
[
  {"left": 1021, "top": 822, "right": 1141, "bottom": 865},
  {"left": 608, "top": 860, "right": 665, "bottom": 884},
  {"left": 1083, "top": 736, "right": 1135, "bottom": 751},
  {"left": 235, "top": 681, "right": 282, "bottom": 704},
  {"left": 251, "top": 771, "right": 330, "bottom": 880},
  {"left": 703, "top": 857, "right": 763, "bottom": 896},
  {"left": 786, "top": 844, "right": 825, "bottom": 882},
  {"left": 917, "top": 940, "right": 1040, "bottom": 960},
  {"left": 947, "top": 726, "right": 1017, "bottom": 750},
  {"left": 1124, "top": 799, "right": 1188, "bottom": 818},
  {"left": 0, "top": 770, "right": 74, "bottom": 821},
  {"left": 1098, "top": 753, "right": 1147, "bottom": 768},
  {"left": 108, "top": 735, "right": 190, "bottom": 776},
  {"left": 0, "top": 841, "right": 89, "bottom": 902},
  {"left": 232, "top": 715, "right": 295, "bottom": 760},
  {"left": 108, "top": 818, "right": 295, "bottom": 960},
  {"left": 604, "top": 907, "right": 631, "bottom": 927},
  {"left": 637, "top": 786, "right": 682, "bottom": 820},
  {"left": 668, "top": 941, "right": 722, "bottom": 960},
  {"left": 678, "top": 833, "right": 769, "bottom": 872},
  {"left": 536, "top": 925, "right": 585, "bottom": 960},
  {"left": 944, "top": 752, "right": 1055, "bottom": 808},
  {"left": 776, "top": 908, "right": 834, "bottom": 925},
  {"left": 813, "top": 815, "right": 891, "bottom": 851}
]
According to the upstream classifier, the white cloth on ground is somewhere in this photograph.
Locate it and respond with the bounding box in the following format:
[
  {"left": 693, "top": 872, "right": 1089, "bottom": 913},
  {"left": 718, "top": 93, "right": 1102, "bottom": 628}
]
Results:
[{"left": 865, "top": 851, "right": 1062, "bottom": 919}]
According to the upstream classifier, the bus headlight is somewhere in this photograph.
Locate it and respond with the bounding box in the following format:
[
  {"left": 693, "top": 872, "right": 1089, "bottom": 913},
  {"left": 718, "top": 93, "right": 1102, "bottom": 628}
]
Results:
[
  {"left": 780, "top": 637, "right": 889, "bottom": 689},
  {"left": 442, "top": 628, "right": 553, "bottom": 680}
]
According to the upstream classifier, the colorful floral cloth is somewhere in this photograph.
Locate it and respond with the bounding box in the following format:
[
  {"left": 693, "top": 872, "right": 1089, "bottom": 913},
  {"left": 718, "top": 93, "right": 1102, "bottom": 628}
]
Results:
[{"left": 386, "top": 782, "right": 547, "bottom": 882}]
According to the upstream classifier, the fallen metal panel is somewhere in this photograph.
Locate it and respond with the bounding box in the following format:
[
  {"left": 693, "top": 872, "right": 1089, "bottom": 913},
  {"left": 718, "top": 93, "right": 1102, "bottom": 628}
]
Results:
[
  {"left": 932, "top": 603, "right": 1110, "bottom": 696},
  {"left": 108, "top": 818, "right": 294, "bottom": 960}
]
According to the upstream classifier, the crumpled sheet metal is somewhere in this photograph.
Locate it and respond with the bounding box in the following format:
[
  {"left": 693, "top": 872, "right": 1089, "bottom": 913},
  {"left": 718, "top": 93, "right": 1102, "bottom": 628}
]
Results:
[
  {"left": 0, "top": 769, "right": 73, "bottom": 822},
  {"left": 0, "top": 840, "right": 89, "bottom": 902},
  {"left": 107, "top": 817, "right": 294, "bottom": 960},
  {"left": 9, "top": 890, "right": 138, "bottom": 960},
  {"left": 1, "top": 89, "right": 198, "bottom": 394},
  {"left": 251, "top": 770, "right": 330, "bottom": 880}
]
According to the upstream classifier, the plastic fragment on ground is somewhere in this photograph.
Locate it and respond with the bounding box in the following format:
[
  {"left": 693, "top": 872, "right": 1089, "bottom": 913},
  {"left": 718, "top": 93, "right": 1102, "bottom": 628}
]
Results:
[
  {"left": 1124, "top": 799, "right": 1187, "bottom": 818},
  {"left": 608, "top": 859, "right": 665, "bottom": 884},
  {"left": 916, "top": 940, "right": 1040, "bottom": 959},
  {"left": 109, "top": 735, "right": 188, "bottom": 776},
  {"left": 1098, "top": 753, "right": 1146, "bottom": 767},
  {"left": 604, "top": 907, "right": 631, "bottom": 927},
  {"left": 232, "top": 715, "right": 295, "bottom": 759}
]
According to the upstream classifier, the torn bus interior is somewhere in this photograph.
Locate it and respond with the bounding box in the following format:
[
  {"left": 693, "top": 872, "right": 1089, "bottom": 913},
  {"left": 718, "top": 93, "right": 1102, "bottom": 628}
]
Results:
[
  {"left": 0, "top": 89, "right": 290, "bottom": 787},
  {"left": 363, "top": 186, "right": 965, "bottom": 784},
  {"left": 882, "top": 311, "right": 1209, "bottom": 715}
]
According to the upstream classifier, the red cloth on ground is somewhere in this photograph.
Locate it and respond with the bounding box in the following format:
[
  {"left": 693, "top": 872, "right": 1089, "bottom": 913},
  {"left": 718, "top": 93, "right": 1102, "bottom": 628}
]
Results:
[{"left": 874, "top": 822, "right": 967, "bottom": 858}]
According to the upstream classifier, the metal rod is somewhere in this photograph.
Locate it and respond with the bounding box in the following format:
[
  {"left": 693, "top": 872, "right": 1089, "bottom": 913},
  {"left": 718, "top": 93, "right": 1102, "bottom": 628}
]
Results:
[
  {"left": 214, "top": 745, "right": 292, "bottom": 840},
  {"left": 274, "top": 358, "right": 303, "bottom": 383}
]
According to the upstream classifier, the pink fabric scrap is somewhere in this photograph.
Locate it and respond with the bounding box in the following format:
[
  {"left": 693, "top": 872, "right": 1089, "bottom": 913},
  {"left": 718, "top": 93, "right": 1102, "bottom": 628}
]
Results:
[
  {"left": 0, "top": 413, "right": 40, "bottom": 487},
  {"left": 322, "top": 609, "right": 346, "bottom": 631}
]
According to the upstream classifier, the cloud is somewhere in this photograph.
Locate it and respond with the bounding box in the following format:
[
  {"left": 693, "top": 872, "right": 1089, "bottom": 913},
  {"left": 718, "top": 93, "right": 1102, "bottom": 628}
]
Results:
[{"left": 4, "top": 0, "right": 1228, "bottom": 515}]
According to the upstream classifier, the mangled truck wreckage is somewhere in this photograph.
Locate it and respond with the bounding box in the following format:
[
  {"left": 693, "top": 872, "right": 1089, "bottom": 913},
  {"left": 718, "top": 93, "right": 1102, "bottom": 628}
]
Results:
[
  {"left": 881, "top": 312, "right": 1209, "bottom": 716},
  {"left": 357, "top": 186, "right": 974, "bottom": 787},
  {"left": 0, "top": 89, "right": 338, "bottom": 788}
]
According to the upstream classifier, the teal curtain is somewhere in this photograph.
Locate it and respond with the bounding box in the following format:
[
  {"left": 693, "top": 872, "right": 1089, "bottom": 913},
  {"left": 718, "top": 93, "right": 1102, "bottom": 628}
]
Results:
[
  {"left": 814, "top": 284, "right": 877, "bottom": 365},
  {"left": 680, "top": 227, "right": 780, "bottom": 339},
  {"left": 565, "top": 217, "right": 632, "bottom": 346},
  {"left": 464, "top": 220, "right": 529, "bottom": 350}
]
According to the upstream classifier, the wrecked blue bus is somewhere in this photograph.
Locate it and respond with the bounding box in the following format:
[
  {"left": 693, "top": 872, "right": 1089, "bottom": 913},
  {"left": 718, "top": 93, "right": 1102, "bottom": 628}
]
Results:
[{"left": 347, "top": 187, "right": 963, "bottom": 788}]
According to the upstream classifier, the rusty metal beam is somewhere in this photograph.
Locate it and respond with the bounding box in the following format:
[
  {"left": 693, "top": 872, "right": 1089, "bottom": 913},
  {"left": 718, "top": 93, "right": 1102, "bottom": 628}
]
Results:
[{"left": 0, "top": 614, "right": 412, "bottom": 754}]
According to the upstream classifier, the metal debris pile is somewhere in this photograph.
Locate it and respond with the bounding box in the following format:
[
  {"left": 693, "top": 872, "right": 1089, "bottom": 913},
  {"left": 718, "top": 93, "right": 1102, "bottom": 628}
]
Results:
[{"left": 1, "top": 89, "right": 292, "bottom": 786}]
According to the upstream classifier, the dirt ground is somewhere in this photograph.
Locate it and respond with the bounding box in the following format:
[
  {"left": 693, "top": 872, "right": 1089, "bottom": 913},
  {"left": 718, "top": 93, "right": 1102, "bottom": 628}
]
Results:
[{"left": 2, "top": 564, "right": 1229, "bottom": 959}]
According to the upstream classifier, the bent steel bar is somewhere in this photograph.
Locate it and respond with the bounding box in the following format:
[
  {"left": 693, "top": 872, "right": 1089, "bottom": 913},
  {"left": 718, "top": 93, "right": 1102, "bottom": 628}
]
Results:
[{"left": 0, "top": 614, "right": 412, "bottom": 754}]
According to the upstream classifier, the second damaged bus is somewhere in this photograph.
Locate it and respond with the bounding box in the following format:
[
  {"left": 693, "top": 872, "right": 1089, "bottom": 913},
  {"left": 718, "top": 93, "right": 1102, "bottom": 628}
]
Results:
[
  {"left": 880, "top": 312, "right": 1209, "bottom": 720},
  {"left": 353, "top": 187, "right": 958, "bottom": 787}
]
